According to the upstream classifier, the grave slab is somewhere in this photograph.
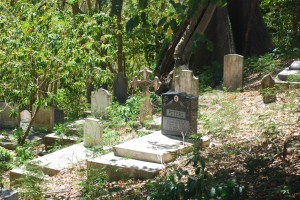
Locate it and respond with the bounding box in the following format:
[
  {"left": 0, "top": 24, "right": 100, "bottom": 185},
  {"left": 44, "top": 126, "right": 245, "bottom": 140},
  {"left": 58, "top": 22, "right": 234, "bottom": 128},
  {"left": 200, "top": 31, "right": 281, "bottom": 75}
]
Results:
[
  {"left": 43, "top": 133, "right": 78, "bottom": 147},
  {"left": 9, "top": 167, "right": 50, "bottom": 187},
  {"left": 113, "top": 131, "right": 193, "bottom": 164},
  {"left": 277, "top": 67, "right": 300, "bottom": 81},
  {"left": 29, "top": 143, "right": 91, "bottom": 176},
  {"left": 289, "top": 61, "right": 300, "bottom": 70},
  {"left": 87, "top": 153, "right": 165, "bottom": 181}
]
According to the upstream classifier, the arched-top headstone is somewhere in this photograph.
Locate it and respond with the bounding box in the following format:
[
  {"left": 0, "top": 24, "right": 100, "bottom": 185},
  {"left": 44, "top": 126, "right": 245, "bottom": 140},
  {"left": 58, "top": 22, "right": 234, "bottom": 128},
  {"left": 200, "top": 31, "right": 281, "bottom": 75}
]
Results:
[{"left": 91, "top": 88, "right": 112, "bottom": 116}]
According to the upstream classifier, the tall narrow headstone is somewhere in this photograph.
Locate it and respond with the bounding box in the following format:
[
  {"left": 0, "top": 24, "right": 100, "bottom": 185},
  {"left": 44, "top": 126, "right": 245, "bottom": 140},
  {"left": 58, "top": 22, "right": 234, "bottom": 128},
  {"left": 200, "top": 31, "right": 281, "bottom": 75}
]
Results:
[
  {"left": 223, "top": 54, "right": 244, "bottom": 91},
  {"left": 113, "top": 72, "right": 128, "bottom": 104},
  {"left": 174, "top": 70, "right": 199, "bottom": 96},
  {"left": 91, "top": 88, "right": 112, "bottom": 116},
  {"left": 261, "top": 74, "right": 276, "bottom": 103},
  {"left": 84, "top": 118, "right": 103, "bottom": 146},
  {"left": 132, "top": 68, "right": 161, "bottom": 123},
  {"left": 0, "top": 102, "right": 20, "bottom": 128},
  {"left": 161, "top": 92, "right": 198, "bottom": 136}
]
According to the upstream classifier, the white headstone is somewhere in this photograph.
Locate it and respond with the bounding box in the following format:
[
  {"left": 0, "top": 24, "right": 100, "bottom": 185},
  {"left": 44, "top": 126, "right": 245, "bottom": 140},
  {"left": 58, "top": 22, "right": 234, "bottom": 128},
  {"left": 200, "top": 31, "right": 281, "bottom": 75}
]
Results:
[
  {"left": 174, "top": 70, "right": 199, "bottom": 96},
  {"left": 84, "top": 118, "right": 103, "bottom": 146},
  {"left": 223, "top": 54, "right": 244, "bottom": 91},
  {"left": 91, "top": 88, "right": 112, "bottom": 116}
]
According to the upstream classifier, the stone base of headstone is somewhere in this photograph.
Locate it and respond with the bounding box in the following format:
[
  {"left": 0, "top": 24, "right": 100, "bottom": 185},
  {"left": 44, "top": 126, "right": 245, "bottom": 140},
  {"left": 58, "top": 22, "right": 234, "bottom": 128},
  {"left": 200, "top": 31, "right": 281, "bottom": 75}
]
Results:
[
  {"left": 0, "top": 189, "right": 19, "bottom": 200},
  {"left": 83, "top": 118, "right": 103, "bottom": 146},
  {"left": 0, "top": 102, "right": 20, "bottom": 129},
  {"left": 32, "top": 106, "right": 64, "bottom": 132},
  {"left": 161, "top": 92, "right": 198, "bottom": 136}
]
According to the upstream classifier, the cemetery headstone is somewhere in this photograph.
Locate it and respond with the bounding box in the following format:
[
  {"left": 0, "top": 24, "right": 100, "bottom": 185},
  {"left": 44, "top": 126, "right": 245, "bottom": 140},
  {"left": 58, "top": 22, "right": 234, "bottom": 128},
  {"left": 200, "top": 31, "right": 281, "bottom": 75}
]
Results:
[
  {"left": 223, "top": 54, "right": 243, "bottom": 91},
  {"left": 113, "top": 72, "right": 128, "bottom": 104},
  {"left": 84, "top": 118, "right": 103, "bottom": 146},
  {"left": 161, "top": 92, "right": 198, "bottom": 136},
  {"left": 91, "top": 88, "right": 112, "bottom": 116},
  {"left": 261, "top": 74, "right": 276, "bottom": 103},
  {"left": 174, "top": 69, "right": 199, "bottom": 96},
  {"left": 0, "top": 102, "right": 20, "bottom": 128},
  {"left": 32, "top": 106, "right": 64, "bottom": 132},
  {"left": 132, "top": 68, "right": 161, "bottom": 123}
]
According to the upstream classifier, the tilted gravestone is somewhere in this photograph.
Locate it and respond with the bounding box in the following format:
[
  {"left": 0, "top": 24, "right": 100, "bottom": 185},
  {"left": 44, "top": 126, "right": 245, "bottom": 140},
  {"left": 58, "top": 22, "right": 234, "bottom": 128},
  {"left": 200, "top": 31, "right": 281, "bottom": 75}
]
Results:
[
  {"left": 0, "top": 102, "right": 20, "bottom": 128},
  {"left": 174, "top": 70, "right": 199, "bottom": 96},
  {"left": 0, "top": 189, "right": 19, "bottom": 200},
  {"left": 132, "top": 68, "right": 161, "bottom": 123},
  {"left": 261, "top": 74, "right": 276, "bottom": 104},
  {"left": 91, "top": 88, "right": 112, "bottom": 117},
  {"left": 113, "top": 72, "right": 128, "bottom": 104},
  {"left": 223, "top": 54, "right": 243, "bottom": 91},
  {"left": 83, "top": 118, "right": 103, "bottom": 146},
  {"left": 32, "top": 106, "right": 64, "bottom": 132},
  {"left": 161, "top": 92, "right": 198, "bottom": 136}
]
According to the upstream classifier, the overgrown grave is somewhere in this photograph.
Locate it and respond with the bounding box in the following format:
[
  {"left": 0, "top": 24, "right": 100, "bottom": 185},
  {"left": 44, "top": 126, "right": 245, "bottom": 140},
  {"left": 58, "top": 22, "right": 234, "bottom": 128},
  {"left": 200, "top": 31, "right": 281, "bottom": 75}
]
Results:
[{"left": 87, "top": 68, "right": 209, "bottom": 181}]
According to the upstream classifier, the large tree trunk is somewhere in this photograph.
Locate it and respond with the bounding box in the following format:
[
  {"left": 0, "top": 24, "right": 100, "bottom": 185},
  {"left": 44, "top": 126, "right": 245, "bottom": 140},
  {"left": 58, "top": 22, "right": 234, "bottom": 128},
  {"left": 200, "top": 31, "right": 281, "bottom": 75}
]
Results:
[{"left": 156, "top": 0, "right": 273, "bottom": 81}]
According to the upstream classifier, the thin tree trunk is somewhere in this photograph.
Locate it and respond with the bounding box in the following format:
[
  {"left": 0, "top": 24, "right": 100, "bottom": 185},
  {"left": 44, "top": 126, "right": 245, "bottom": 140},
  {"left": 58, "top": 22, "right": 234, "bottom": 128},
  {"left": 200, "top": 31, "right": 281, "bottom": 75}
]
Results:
[
  {"left": 117, "top": 14, "right": 123, "bottom": 73},
  {"left": 20, "top": 106, "right": 40, "bottom": 145}
]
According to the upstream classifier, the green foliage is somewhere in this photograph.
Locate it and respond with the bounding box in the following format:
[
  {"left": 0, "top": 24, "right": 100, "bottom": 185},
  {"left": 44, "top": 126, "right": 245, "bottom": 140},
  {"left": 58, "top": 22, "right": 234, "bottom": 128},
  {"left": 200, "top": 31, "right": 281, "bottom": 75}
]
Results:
[
  {"left": 244, "top": 53, "right": 280, "bottom": 75},
  {"left": 15, "top": 145, "right": 34, "bottom": 164},
  {"left": 0, "top": 146, "right": 13, "bottom": 162},
  {"left": 198, "top": 61, "right": 222, "bottom": 92},
  {"left": 12, "top": 128, "right": 24, "bottom": 145},
  {"left": 18, "top": 164, "right": 47, "bottom": 199},
  {"left": 80, "top": 168, "right": 108, "bottom": 199}
]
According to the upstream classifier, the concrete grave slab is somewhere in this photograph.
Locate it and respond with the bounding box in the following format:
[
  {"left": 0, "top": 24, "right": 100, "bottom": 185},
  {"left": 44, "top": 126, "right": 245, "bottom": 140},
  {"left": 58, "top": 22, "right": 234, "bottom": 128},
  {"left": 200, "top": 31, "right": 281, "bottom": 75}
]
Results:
[
  {"left": 87, "top": 153, "right": 165, "bottom": 181},
  {"left": 289, "top": 61, "right": 300, "bottom": 70},
  {"left": 113, "top": 131, "right": 193, "bottom": 164},
  {"left": 43, "top": 133, "right": 78, "bottom": 147},
  {"left": 277, "top": 67, "right": 300, "bottom": 81},
  {"left": 29, "top": 143, "right": 91, "bottom": 176}
]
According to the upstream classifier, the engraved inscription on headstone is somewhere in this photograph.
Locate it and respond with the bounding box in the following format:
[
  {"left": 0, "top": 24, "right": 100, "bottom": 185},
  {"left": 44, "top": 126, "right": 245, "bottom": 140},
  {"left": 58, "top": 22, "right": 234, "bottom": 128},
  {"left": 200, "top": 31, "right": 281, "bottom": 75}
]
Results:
[{"left": 161, "top": 92, "right": 198, "bottom": 136}]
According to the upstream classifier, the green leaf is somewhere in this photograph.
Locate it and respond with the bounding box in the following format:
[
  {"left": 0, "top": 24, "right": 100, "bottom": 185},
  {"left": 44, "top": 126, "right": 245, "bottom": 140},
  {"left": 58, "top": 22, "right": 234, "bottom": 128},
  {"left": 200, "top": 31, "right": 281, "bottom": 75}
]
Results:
[{"left": 138, "top": 0, "right": 148, "bottom": 9}]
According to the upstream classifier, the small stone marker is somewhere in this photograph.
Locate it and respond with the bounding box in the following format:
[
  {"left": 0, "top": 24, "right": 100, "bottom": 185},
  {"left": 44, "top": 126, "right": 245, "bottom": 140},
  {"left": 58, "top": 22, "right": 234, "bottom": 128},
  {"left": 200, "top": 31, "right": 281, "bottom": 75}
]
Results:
[
  {"left": 32, "top": 106, "right": 64, "bottom": 132},
  {"left": 113, "top": 72, "right": 128, "bottom": 104},
  {"left": 91, "top": 88, "right": 112, "bottom": 116},
  {"left": 0, "top": 102, "right": 20, "bottom": 128},
  {"left": 161, "top": 92, "right": 198, "bottom": 136},
  {"left": 223, "top": 54, "right": 243, "bottom": 91},
  {"left": 261, "top": 74, "right": 276, "bottom": 103},
  {"left": 83, "top": 118, "right": 103, "bottom": 146},
  {"left": 174, "top": 69, "right": 199, "bottom": 96},
  {"left": 132, "top": 68, "right": 161, "bottom": 123}
]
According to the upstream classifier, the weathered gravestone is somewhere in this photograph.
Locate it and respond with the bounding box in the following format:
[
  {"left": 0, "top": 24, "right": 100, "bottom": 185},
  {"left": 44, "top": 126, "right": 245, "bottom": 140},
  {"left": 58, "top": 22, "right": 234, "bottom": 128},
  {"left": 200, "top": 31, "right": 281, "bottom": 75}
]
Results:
[
  {"left": 261, "top": 74, "right": 276, "bottom": 103},
  {"left": 113, "top": 72, "right": 128, "bottom": 104},
  {"left": 161, "top": 92, "right": 198, "bottom": 136},
  {"left": 32, "top": 106, "right": 64, "bottom": 132},
  {"left": 174, "top": 70, "right": 199, "bottom": 96},
  {"left": 132, "top": 68, "right": 161, "bottom": 123},
  {"left": 83, "top": 118, "right": 103, "bottom": 146},
  {"left": 91, "top": 88, "right": 112, "bottom": 116},
  {"left": 0, "top": 102, "right": 20, "bottom": 128},
  {"left": 223, "top": 54, "right": 244, "bottom": 91}
]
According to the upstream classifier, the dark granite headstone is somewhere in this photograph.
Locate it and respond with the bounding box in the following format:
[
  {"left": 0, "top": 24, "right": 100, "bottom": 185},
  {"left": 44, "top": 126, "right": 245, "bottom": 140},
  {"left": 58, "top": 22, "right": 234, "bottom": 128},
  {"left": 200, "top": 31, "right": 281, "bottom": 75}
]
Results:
[
  {"left": 113, "top": 72, "right": 128, "bottom": 104},
  {"left": 161, "top": 92, "right": 198, "bottom": 136}
]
